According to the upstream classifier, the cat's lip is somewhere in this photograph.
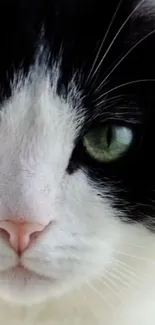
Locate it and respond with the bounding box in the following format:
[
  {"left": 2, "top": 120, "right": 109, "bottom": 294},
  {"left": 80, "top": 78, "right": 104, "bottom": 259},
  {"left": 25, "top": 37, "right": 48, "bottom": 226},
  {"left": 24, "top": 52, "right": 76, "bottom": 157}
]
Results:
[
  {"left": 12, "top": 263, "right": 54, "bottom": 280},
  {"left": 11, "top": 264, "right": 49, "bottom": 279},
  {"left": 12, "top": 263, "right": 34, "bottom": 275},
  {"left": 14, "top": 265, "right": 26, "bottom": 272}
]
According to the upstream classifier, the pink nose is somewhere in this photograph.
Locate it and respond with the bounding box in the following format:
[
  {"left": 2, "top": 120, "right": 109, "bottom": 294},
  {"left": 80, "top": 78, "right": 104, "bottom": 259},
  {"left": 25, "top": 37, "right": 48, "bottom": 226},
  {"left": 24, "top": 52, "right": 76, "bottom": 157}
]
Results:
[{"left": 0, "top": 221, "right": 46, "bottom": 254}]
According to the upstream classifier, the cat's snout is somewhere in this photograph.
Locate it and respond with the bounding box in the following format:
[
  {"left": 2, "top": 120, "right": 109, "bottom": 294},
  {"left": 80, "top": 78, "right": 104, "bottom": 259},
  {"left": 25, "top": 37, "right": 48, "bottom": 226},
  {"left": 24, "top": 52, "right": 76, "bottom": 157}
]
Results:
[{"left": 0, "top": 220, "right": 48, "bottom": 255}]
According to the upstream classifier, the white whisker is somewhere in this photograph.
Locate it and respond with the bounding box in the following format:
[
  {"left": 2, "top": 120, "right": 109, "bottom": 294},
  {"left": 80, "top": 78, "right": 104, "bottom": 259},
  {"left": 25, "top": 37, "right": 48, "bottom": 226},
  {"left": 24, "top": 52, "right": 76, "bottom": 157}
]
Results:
[
  {"left": 112, "top": 266, "right": 143, "bottom": 288},
  {"left": 90, "top": 0, "right": 144, "bottom": 91},
  {"left": 112, "top": 260, "right": 144, "bottom": 282},
  {"left": 112, "top": 258, "right": 137, "bottom": 272},
  {"left": 98, "top": 276, "right": 123, "bottom": 300},
  {"left": 86, "top": 281, "right": 115, "bottom": 309},
  {"left": 113, "top": 248, "right": 155, "bottom": 264},
  {"left": 87, "top": 0, "right": 124, "bottom": 84},
  {"left": 94, "top": 79, "right": 155, "bottom": 102},
  {"left": 106, "top": 269, "right": 132, "bottom": 288},
  {"left": 96, "top": 29, "right": 155, "bottom": 93},
  {"left": 104, "top": 275, "right": 124, "bottom": 294},
  {"left": 95, "top": 94, "right": 124, "bottom": 108}
]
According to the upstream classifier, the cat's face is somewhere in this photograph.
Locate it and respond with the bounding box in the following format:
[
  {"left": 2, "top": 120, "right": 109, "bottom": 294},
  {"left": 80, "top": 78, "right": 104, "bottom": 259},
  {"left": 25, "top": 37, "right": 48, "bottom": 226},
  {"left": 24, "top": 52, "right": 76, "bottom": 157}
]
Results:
[{"left": 0, "top": 0, "right": 154, "bottom": 304}]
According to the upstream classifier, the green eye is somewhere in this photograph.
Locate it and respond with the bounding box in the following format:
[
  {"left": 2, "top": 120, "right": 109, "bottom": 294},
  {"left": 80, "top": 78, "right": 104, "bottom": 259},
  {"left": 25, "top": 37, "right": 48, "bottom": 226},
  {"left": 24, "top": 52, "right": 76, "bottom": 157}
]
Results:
[{"left": 83, "top": 125, "right": 133, "bottom": 163}]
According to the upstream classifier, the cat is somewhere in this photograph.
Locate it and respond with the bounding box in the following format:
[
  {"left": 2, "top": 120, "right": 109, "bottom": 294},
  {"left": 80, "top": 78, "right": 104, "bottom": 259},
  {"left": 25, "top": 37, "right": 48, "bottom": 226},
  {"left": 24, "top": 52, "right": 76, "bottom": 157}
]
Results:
[{"left": 0, "top": 0, "right": 154, "bottom": 324}]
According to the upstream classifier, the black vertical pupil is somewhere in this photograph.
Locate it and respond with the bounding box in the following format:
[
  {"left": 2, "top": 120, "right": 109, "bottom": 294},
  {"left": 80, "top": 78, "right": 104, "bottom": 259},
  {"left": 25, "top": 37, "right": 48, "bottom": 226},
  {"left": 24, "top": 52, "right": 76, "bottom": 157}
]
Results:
[{"left": 107, "top": 126, "right": 113, "bottom": 148}]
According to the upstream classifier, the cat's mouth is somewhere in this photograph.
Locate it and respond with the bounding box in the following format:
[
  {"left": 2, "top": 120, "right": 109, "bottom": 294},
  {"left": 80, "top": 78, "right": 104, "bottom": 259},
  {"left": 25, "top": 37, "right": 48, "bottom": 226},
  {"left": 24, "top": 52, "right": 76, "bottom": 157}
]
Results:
[
  {"left": 11, "top": 263, "right": 52, "bottom": 279},
  {"left": 13, "top": 264, "right": 33, "bottom": 274},
  {"left": 14, "top": 264, "right": 25, "bottom": 271},
  {"left": 10, "top": 263, "right": 38, "bottom": 274}
]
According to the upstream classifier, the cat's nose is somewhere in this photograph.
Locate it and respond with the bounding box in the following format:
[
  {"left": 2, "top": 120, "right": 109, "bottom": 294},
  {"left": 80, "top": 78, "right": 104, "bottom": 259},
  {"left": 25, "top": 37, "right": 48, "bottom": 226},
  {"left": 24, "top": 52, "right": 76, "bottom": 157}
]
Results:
[{"left": 0, "top": 220, "right": 46, "bottom": 254}]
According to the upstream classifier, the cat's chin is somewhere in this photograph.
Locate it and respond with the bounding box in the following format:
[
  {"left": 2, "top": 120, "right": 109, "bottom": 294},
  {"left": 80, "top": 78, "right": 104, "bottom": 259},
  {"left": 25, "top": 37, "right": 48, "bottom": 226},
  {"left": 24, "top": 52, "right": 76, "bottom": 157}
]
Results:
[{"left": 0, "top": 265, "right": 69, "bottom": 305}]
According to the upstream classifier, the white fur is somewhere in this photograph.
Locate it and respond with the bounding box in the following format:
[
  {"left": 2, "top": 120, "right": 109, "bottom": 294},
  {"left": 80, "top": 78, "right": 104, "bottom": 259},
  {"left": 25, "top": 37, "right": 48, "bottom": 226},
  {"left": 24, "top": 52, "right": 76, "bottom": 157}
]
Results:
[
  {"left": 134, "top": 0, "right": 155, "bottom": 17},
  {"left": 0, "top": 63, "right": 154, "bottom": 324}
]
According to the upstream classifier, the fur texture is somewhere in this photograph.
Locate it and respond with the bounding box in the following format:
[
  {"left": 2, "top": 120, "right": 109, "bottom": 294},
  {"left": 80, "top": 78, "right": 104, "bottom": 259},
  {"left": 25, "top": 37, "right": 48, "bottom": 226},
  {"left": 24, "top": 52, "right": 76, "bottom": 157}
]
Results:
[{"left": 0, "top": 0, "right": 155, "bottom": 324}]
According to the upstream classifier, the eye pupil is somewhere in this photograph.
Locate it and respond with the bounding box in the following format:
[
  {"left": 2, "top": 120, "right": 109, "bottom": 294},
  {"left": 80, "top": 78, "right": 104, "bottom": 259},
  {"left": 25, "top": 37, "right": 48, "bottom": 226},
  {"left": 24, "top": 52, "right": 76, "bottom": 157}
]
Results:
[{"left": 107, "top": 126, "right": 113, "bottom": 148}]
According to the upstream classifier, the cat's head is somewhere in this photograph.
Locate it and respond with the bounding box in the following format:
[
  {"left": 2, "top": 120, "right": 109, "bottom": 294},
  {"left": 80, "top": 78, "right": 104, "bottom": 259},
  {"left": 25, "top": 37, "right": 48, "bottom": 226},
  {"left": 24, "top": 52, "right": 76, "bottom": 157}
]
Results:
[{"left": 0, "top": 0, "right": 154, "bottom": 304}]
